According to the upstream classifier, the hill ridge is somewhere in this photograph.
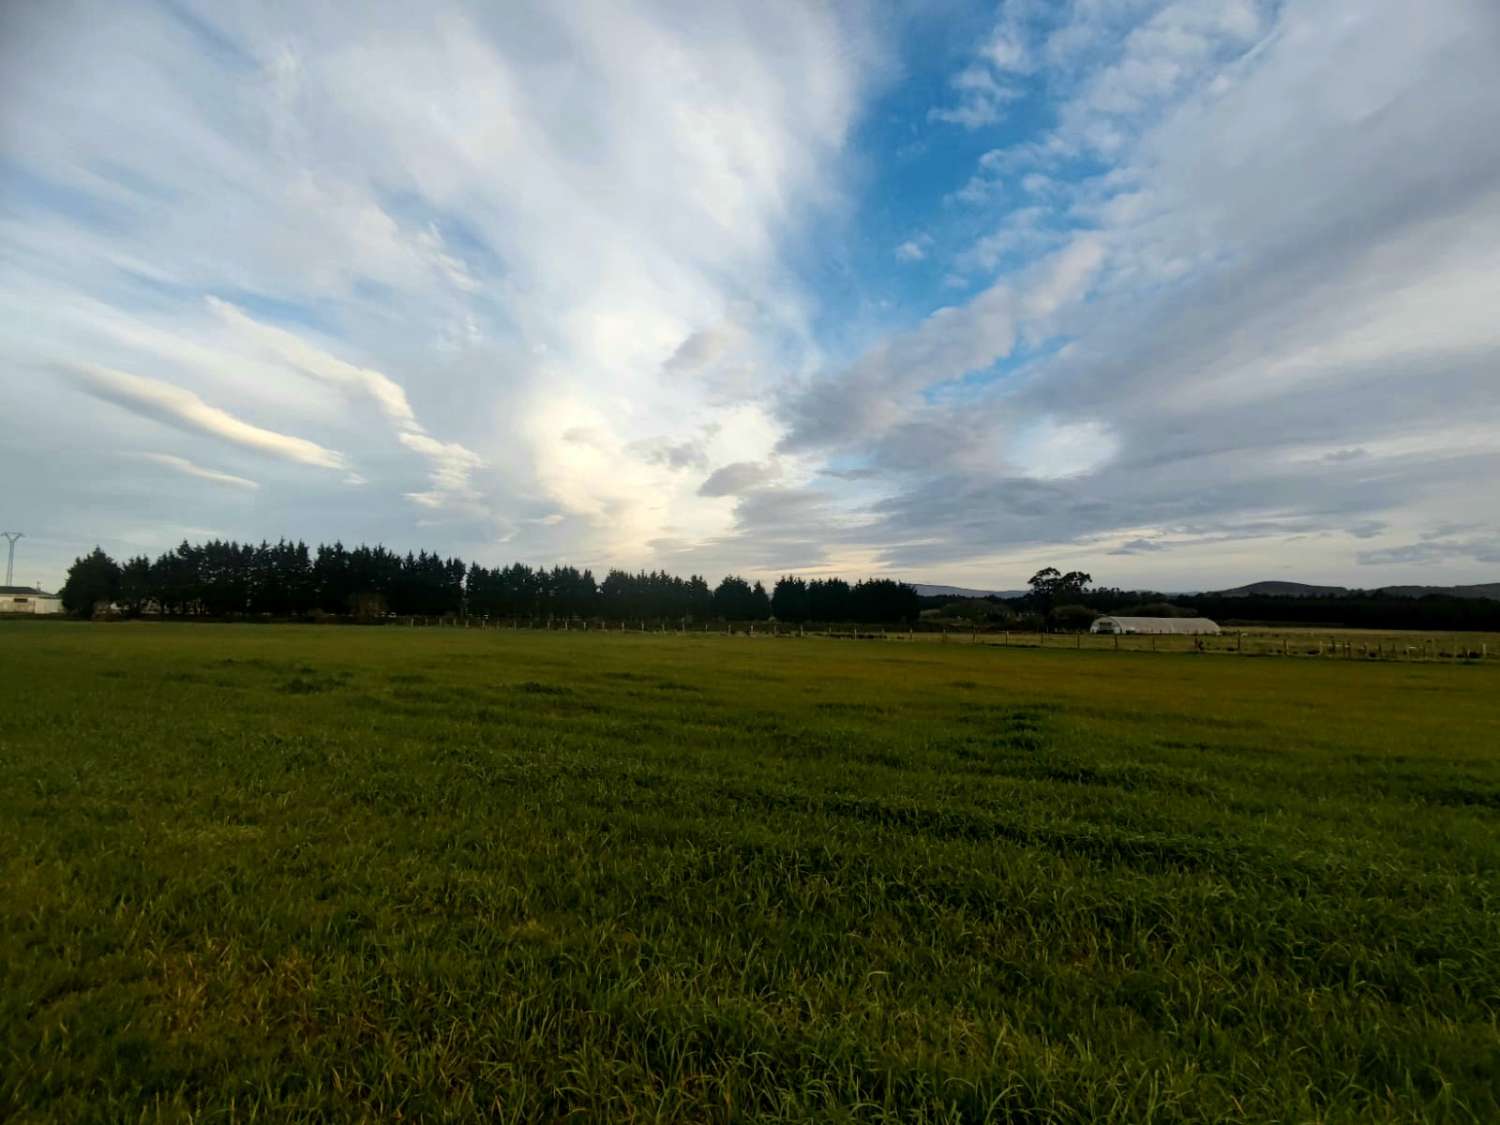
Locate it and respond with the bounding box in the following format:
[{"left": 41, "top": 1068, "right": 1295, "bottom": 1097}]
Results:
[{"left": 1213, "top": 580, "right": 1500, "bottom": 601}]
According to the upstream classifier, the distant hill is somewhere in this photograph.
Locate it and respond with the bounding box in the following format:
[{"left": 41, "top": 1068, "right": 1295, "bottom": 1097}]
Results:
[
  {"left": 911, "top": 583, "right": 1027, "bottom": 599},
  {"left": 916, "top": 578, "right": 1500, "bottom": 602},
  {"left": 1376, "top": 582, "right": 1500, "bottom": 600},
  {"left": 1213, "top": 581, "right": 1350, "bottom": 597},
  {"left": 1211, "top": 580, "right": 1500, "bottom": 601}
]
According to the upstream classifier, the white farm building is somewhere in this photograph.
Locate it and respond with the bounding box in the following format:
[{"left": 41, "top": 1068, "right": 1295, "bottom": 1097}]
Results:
[
  {"left": 1090, "top": 615, "right": 1220, "bottom": 636},
  {"left": 0, "top": 585, "right": 63, "bottom": 615}
]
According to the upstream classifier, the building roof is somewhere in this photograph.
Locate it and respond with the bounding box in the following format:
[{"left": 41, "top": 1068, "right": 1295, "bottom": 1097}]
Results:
[
  {"left": 0, "top": 586, "right": 59, "bottom": 597},
  {"left": 1093, "top": 615, "right": 1220, "bottom": 634}
]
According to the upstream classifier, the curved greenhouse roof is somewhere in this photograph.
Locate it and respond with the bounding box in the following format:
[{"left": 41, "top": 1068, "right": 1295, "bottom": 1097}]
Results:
[{"left": 1090, "top": 616, "right": 1221, "bottom": 635}]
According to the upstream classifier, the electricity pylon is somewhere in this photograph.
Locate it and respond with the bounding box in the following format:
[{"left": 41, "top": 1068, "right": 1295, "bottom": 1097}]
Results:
[{"left": 2, "top": 532, "right": 22, "bottom": 586}]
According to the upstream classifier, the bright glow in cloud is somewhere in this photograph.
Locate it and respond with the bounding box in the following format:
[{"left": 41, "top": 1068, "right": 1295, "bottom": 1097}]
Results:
[{"left": 1009, "top": 419, "right": 1119, "bottom": 480}]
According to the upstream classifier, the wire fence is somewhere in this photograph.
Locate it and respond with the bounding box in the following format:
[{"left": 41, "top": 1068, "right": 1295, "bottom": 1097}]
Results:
[{"left": 401, "top": 615, "right": 1497, "bottom": 663}]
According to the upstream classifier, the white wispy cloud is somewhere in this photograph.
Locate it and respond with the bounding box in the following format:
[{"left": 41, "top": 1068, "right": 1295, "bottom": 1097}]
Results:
[
  {"left": 207, "top": 298, "right": 419, "bottom": 431},
  {"left": 129, "top": 451, "right": 260, "bottom": 491},
  {"left": 208, "top": 298, "right": 486, "bottom": 513},
  {"left": 894, "top": 236, "right": 931, "bottom": 263},
  {"left": 928, "top": 65, "right": 1022, "bottom": 129},
  {"left": 64, "top": 361, "right": 348, "bottom": 471},
  {"left": 398, "top": 431, "right": 485, "bottom": 508},
  {"left": 781, "top": 235, "right": 1105, "bottom": 454}
]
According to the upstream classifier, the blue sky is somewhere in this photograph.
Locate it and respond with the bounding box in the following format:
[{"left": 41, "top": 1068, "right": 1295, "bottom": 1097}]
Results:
[{"left": 2, "top": 0, "right": 1498, "bottom": 592}]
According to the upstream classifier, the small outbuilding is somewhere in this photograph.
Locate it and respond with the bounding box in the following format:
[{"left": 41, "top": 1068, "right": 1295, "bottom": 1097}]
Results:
[
  {"left": 0, "top": 585, "right": 63, "bottom": 615},
  {"left": 1090, "top": 615, "right": 1220, "bottom": 636}
]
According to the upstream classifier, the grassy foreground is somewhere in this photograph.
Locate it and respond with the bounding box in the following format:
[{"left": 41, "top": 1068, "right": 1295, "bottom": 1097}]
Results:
[{"left": 2, "top": 622, "right": 1497, "bottom": 1123}]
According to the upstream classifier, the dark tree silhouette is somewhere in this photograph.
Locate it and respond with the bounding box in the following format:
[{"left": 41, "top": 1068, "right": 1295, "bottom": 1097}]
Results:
[
  {"left": 118, "top": 555, "right": 153, "bottom": 617},
  {"left": 807, "top": 577, "right": 852, "bottom": 621},
  {"left": 1028, "top": 567, "right": 1093, "bottom": 614},
  {"left": 60, "top": 547, "right": 121, "bottom": 617},
  {"left": 713, "top": 576, "right": 761, "bottom": 620},
  {"left": 48, "top": 535, "right": 945, "bottom": 630},
  {"left": 772, "top": 575, "right": 810, "bottom": 622}
]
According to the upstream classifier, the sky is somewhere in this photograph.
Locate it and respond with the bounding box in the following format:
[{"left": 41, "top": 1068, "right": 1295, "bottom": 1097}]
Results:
[{"left": 2, "top": 0, "right": 1499, "bottom": 594}]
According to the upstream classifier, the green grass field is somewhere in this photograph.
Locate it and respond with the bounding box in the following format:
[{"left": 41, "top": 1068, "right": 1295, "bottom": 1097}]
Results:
[{"left": 3, "top": 622, "right": 1498, "bottom": 1123}]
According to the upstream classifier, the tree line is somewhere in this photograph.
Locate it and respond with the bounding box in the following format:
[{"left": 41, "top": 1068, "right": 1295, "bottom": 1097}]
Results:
[
  {"left": 1044, "top": 583, "right": 1500, "bottom": 632},
  {"left": 917, "top": 568, "right": 1500, "bottom": 633},
  {"left": 1171, "top": 591, "right": 1500, "bottom": 633},
  {"left": 58, "top": 540, "right": 921, "bottom": 624}
]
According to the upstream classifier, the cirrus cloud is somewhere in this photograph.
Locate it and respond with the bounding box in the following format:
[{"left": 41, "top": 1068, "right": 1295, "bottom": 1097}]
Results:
[{"left": 63, "top": 361, "right": 348, "bottom": 471}]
